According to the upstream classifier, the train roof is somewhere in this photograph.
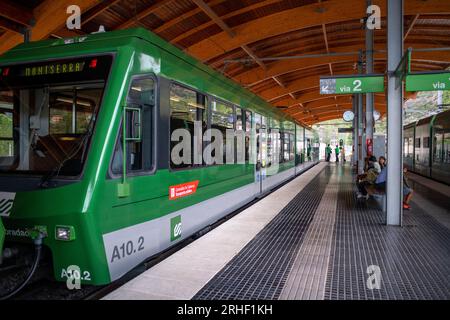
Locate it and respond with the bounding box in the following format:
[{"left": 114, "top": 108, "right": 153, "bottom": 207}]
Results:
[{"left": 404, "top": 109, "right": 450, "bottom": 128}]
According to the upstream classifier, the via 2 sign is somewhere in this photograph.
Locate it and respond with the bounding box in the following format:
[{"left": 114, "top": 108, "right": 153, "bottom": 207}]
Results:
[{"left": 169, "top": 180, "right": 199, "bottom": 200}]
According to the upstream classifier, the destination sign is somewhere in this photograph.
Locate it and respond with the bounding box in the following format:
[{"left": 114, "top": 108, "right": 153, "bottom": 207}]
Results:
[
  {"left": 320, "top": 74, "right": 385, "bottom": 94},
  {"left": 0, "top": 55, "right": 112, "bottom": 88},
  {"left": 405, "top": 72, "right": 450, "bottom": 92},
  {"left": 23, "top": 61, "right": 85, "bottom": 77}
]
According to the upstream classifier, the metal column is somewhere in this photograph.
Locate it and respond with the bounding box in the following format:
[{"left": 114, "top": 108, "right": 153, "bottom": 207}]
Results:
[
  {"left": 386, "top": 0, "right": 403, "bottom": 226},
  {"left": 352, "top": 94, "right": 358, "bottom": 166},
  {"left": 357, "top": 53, "right": 364, "bottom": 174},
  {"left": 365, "top": 0, "right": 374, "bottom": 154}
]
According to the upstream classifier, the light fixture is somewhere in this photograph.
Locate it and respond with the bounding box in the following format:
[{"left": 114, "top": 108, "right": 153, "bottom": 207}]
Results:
[
  {"left": 55, "top": 225, "right": 76, "bottom": 241},
  {"left": 56, "top": 97, "right": 92, "bottom": 107}
]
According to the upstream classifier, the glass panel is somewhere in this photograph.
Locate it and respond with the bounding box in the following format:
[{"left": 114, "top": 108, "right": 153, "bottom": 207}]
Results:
[
  {"left": 245, "top": 111, "right": 251, "bottom": 162},
  {"left": 211, "top": 100, "right": 234, "bottom": 164},
  {"left": 444, "top": 133, "right": 450, "bottom": 164},
  {"left": 169, "top": 83, "right": 206, "bottom": 169},
  {"left": 0, "top": 56, "right": 112, "bottom": 177},
  {"left": 111, "top": 77, "right": 155, "bottom": 174},
  {"left": 0, "top": 93, "right": 13, "bottom": 158},
  {"left": 0, "top": 85, "right": 104, "bottom": 176},
  {"left": 211, "top": 100, "right": 233, "bottom": 130},
  {"left": 236, "top": 108, "right": 243, "bottom": 131},
  {"left": 49, "top": 89, "right": 98, "bottom": 134}
]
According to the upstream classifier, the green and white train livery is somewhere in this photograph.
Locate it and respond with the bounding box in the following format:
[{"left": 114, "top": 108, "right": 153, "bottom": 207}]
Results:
[{"left": 0, "top": 28, "right": 319, "bottom": 287}]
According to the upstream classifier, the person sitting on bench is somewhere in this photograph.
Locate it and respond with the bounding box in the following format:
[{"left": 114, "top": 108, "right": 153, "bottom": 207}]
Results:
[
  {"left": 356, "top": 156, "right": 381, "bottom": 199},
  {"left": 403, "top": 166, "right": 413, "bottom": 210}
]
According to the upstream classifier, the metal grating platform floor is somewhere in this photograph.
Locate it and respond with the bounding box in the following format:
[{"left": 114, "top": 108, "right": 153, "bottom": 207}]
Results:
[
  {"left": 193, "top": 164, "right": 450, "bottom": 300},
  {"left": 325, "top": 165, "right": 450, "bottom": 300},
  {"left": 193, "top": 166, "right": 331, "bottom": 300}
]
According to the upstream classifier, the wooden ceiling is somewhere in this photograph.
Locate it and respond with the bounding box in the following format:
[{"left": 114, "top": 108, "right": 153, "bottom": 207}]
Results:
[{"left": 1, "top": 0, "right": 450, "bottom": 125}]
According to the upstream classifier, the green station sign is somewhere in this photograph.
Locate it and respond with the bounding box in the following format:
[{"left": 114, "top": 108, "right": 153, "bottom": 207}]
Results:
[
  {"left": 320, "top": 74, "right": 384, "bottom": 94},
  {"left": 405, "top": 72, "right": 450, "bottom": 92}
]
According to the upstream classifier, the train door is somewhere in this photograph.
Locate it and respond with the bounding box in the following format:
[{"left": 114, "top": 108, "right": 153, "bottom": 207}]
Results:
[{"left": 110, "top": 75, "right": 157, "bottom": 198}]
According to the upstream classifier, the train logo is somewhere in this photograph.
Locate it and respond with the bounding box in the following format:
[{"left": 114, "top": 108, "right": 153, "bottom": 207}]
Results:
[
  {"left": 170, "top": 215, "right": 182, "bottom": 241},
  {"left": 0, "top": 192, "right": 15, "bottom": 217}
]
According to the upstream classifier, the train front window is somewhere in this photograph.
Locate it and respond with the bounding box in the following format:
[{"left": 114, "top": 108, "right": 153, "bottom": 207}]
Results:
[{"left": 0, "top": 55, "right": 112, "bottom": 178}]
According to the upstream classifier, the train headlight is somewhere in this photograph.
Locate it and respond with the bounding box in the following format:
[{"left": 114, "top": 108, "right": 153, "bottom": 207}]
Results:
[{"left": 55, "top": 226, "right": 76, "bottom": 241}]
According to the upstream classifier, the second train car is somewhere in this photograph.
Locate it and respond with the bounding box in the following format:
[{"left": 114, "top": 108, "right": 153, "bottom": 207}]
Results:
[{"left": 403, "top": 109, "right": 450, "bottom": 185}]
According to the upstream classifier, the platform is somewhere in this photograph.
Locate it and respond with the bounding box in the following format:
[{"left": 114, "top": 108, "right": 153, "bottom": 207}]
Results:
[{"left": 104, "top": 163, "right": 450, "bottom": 300}]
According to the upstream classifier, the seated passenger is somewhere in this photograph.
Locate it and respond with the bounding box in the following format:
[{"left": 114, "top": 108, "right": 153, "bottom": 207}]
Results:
[
  {"left": 356, "top": 156, "right": 380, "bottom": 199},
  {"left": 378, "top": 156, "right": 386, "bottom": 169},
  {"left": 374, "top": 162, "right": 387, "bottom": 192},
  {"left": 403, "top": 166, "right": 413, "bottom": 210}
]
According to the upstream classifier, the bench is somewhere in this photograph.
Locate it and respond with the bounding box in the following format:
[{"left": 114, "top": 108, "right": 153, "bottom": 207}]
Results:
[{"left": 365, "top": 184, "right": 387, "bottom": 213}]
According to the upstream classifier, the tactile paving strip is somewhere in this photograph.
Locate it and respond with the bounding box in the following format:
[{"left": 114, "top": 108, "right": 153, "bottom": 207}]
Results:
[
  {"left": 193, "top": 166, "right": 331, "bottom": 300},
  {"left": 280, "top": 165, "right": 339, "bottom": 299},
  {"left": 325, "top": 166, "right": 450, "bottom": 300}
]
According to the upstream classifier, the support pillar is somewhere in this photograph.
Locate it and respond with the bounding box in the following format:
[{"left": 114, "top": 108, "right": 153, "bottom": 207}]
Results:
[
  {"left": 386, "top": 0, "right": 403, "bottom": 226},
  {"left": 365, "top": 0, "right": 374, "bottom": 155},
  {"left": 352, "top": 94, "right": 358, "bottom": 166},
  {"left": 357, "top": 53, "right": 364, "bottom": 174},
  {"left": 23, "top": 28, "right": 31, "bottom": 43}
]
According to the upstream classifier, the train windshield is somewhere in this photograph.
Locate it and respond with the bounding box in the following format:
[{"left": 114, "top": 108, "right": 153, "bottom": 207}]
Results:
[{"left": 0, "top": 55, "right": 112, "bottom": 179}]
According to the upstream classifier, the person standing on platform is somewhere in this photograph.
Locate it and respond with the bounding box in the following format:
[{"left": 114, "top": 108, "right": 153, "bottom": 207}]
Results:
[
  {"left": 341, "top": 146, "right": 346, "bottom": 162},
  {"left": 334, "top": 145, "right": 340, "bottom": 162},
  {"left": 325, "top": 144, "right": 332, "bottom": 162}
]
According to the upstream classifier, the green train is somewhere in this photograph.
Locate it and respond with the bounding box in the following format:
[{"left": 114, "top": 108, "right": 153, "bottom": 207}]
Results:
[
  {"left": 403, "top": 109, "right": 450, "bottom": 185},
  {"left": 0, "top": 28, "right": 319, "bottom": 293}
]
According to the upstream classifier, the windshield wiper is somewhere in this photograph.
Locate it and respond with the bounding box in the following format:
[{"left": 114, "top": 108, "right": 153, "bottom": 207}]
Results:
[{"left": 38, "top": 119, "right": 96, "bottom": 188}]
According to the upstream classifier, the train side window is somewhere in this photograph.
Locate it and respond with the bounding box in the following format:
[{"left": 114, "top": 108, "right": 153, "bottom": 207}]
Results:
[
  {"left": 423, "top": 137, "right": 430, "bottom": 148},
  {"left": 283, "top": 132, "right": 290, "bottom": 162},
  {"left": 170, "top": 83, "right": 207, "bottom": 169},
  {"left": 236, "top": 108, "right": 243, "bottom": 131},
  {"left": 415, "top": 138, "right": 421, "bottom": 148},
  {"left": 0, "top": 92, "right": 14, "bottom": 160},
  {"left": 211, "top": 99, "right": 234, "bottom": 164},
  {"left": 289, "top": 133, "right": 295, "bottom": 161},
  {"left": 111, "top": 76, "right": 155, "bottom": 174},
  {"left": 445, "top": 133, "right": 450, "bottom": 163},
  {"left": 245, "top": 110, "right": 251, "bottom": 162}
]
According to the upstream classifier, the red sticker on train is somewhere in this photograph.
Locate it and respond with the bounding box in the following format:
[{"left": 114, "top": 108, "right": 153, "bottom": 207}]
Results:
[{"left": 169, "top": 180, "right": 199, "bottom": 200}]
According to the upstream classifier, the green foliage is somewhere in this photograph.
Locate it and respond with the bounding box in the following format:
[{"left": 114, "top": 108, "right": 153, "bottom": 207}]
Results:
[
  {"left": 0, "top": 113, "right": 13, "bottom": 156},
  {"left": 312, "top": 119, "right": 352, "bottom": 146},
  {"left": 404, "top": 91, "right": 450, "bottom": 125}
]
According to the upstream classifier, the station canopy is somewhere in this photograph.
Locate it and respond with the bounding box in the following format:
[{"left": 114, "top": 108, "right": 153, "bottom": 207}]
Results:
[{"left": 1, "top": 0, "right": 449, "bottom": 126}]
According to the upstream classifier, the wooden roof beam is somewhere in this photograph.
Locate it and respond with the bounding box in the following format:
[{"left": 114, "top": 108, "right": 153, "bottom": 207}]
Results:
[
  {"left": 242, "top": 44, "right": 266, "bottom": 70},
  {"left": 260, "top": 72, "right": 356, "bottom": 101},
  {"left": 192, "top": 0, "right": 266, "bottom": 70},
  {"left": 0, "top": 16, "right": 25, "bottom": 34},
  {"left": 321, "top": 23, "right": 335, "bottom": 77},
  {"left": 52, "top": 0, "right": 121, "bottom": 38},
  {"left": 116, "top": 0, "right": 170, "bottom": 30},
  {"left": 294, "top": 103, "right": 386, "bottom": 119},
  {"left": 185, "top": 0, "right": 450, "bottom": 62},
  {"left": 169, "top": 0, "right": 279, "bottom": 44},
  {"left": 232, "top": 41, "right": 450, "bottom": 87},
  {"left": 0, "top": 0, "right": 100, "bottom": 55},
  {"left": 272, "top": 76, "right": 286, "bottom": 89},
  {"left": 192, "top": 0, "right": 234, "bottom": 37},
  {"left": 404, "top": 14, "right": 420, "bottom": 41},
  {"left": 0, "top": 0, "right": 34, "bottom": 28},
  {"left": 281, "top": 92, "right": 386, "bottom": 110},
  {"left": 83, "top": 0, "right": 121, "bottom": 25}
]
